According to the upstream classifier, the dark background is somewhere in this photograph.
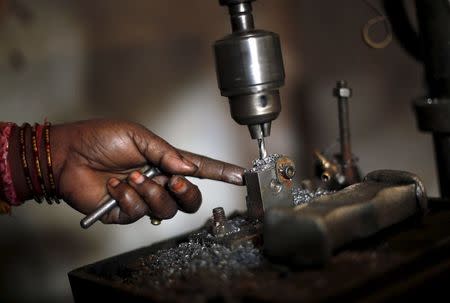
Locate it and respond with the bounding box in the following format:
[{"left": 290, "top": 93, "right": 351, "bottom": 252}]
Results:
[{"left": 0, "top": 0, "right": 433, "bottom": 302}]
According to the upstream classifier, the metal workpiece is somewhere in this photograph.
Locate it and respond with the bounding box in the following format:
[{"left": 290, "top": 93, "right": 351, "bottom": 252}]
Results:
[
  {"left": 264, "top": 170, "right": 428, "bottom": 266},
  {"left": 245, "top": 155, "right": 296, "bottom": 219},
  {"left": 214, "top": 0, "right": 285, "bottom": 140}
]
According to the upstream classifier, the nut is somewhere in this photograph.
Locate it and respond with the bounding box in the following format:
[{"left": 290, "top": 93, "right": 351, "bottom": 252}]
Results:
[{"left": 333, "top": 87, "right": 352, "bottom": 98}]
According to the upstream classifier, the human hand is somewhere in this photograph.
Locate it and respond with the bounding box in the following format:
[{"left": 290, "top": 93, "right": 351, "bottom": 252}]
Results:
[{"left": 50, "top": 120, "right": 244, "bottom": 224}]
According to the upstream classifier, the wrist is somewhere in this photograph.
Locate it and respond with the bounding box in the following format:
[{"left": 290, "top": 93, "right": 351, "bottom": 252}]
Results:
[{"left": 49, "top": 124, "right": 70, "bottom": 197}]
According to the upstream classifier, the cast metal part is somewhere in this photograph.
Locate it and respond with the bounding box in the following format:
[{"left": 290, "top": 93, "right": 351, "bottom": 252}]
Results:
[
  {"left": 80, "top": 166, "right": 162, "bottom": 229},
  {"left": 214, "top": 0, "right": 285, "bottom": 141},
  {"left": 245, "top": 155, "right": 296, "bottom": 219},
  {"left": 264, "top": 170, "right": 428, "bottom": 266}
]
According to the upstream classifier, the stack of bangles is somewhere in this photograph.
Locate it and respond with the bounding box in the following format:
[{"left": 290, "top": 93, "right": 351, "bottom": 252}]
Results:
[{"left": 0, "top": 122, "right": 59, "bottom": 214}]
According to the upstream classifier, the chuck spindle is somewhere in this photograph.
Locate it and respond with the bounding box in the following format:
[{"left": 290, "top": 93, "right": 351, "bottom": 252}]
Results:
[{"left": 214, "top": 0, "right": 285, "bottom": 157}]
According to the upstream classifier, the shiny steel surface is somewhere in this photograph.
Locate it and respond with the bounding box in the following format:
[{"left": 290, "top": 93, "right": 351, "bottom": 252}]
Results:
[
  {"left": 257, "top": 138, "right": 267, "bottom": 159},
  {"left": 214, "top": 0, "right": 285, "bottom": 140}
]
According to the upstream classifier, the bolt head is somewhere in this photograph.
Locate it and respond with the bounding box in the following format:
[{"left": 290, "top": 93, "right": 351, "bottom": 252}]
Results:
[
  {"left": 270, "top": 179, "right": 283, "bottom": 193},
  {"left": 333, "top": 87, "right": 352, "bottom": 98}
]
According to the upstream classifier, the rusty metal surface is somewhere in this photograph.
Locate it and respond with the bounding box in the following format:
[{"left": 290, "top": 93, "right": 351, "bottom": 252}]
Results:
[
  {"left": 245, "top": 154, "right": 296, "bottom": 219},
  {"left": 264, "top": 170, "right": 428, "bottom": 266},
  {"left": 70, "top": 198, "right": 450, "bottom": 303}
]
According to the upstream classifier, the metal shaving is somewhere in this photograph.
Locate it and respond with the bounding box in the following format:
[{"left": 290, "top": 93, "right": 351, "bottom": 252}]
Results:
[
  {"left": 292, "top": 187, "right": 331, "bottom": 206},
  {"left": 249, "top": 153, "right": 281, "bottom": 173},
  {"left": 139, "top": 240, "right": 262, "bottom": 287}
]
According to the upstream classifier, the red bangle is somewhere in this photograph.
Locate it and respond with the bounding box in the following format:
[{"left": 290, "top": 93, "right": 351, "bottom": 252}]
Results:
[
  {"left": 43, "top": 122, "right": 59, "bottom": 203},
  {"left": 0, "top": 122, "right": 20, "bottom": 205},
  {"left": 32, "top": 125, "right": 48, "bottom": 203},
  {"left": 20, "top": 123, "right": 41, "bottom": 203}
]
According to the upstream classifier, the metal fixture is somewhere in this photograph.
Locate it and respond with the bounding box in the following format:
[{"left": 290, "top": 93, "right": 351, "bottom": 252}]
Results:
[
  {"left": 213, "top": 0, "right": 285, "bottom": 157},
  {"left": 244, "top": 155, "right": 296, "bottom": 219},
  {"left": 264, "top": 170, "right": 428, "bottom": 266}
]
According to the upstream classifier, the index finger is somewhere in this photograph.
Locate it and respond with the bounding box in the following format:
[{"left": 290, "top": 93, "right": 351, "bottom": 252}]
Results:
[{"left": 178, "top": 150, "right": 244, "bottom": 185}]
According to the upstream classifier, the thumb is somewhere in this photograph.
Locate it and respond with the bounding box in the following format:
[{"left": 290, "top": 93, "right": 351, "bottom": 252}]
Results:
[{"left": 133, "top": 126, "right": 198, "bottom": 175}]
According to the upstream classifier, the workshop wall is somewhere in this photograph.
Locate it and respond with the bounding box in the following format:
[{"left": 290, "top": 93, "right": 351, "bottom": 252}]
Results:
[{"left": 0, "top": 0, "right": 433, "bottom": 302}]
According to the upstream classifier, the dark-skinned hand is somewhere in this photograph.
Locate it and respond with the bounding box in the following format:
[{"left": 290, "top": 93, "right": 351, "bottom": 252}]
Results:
[{"left": 48, "top": 120, "right": 244, "bottom": 224}]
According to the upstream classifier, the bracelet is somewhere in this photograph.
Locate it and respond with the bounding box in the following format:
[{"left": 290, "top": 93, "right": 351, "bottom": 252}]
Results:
[
  {"left": 0, "top": 122, "right": 20, "bottom": 207},
  {"left": 19, "top": 123, "right": 41, "bottom": 203},
  {"left": 43, "top": 122, "right": 60, "bottom": 204},
  {"left": 32, "top": 125, "right": 49, "bottom": 203}
]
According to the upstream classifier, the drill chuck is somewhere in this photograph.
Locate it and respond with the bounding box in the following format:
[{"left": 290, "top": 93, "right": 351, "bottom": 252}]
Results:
[{"left": 214, "top": 0, "right": 285, "bottom": 139}]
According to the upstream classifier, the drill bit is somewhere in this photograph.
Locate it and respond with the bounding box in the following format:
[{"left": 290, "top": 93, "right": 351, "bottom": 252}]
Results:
[{"left": 257, "top": 138, "right": 268, "bottom": 159}]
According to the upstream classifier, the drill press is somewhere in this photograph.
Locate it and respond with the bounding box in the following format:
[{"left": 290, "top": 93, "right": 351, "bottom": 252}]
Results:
[{"left": 213, "top": 0, "right": 285, "bottom": 159}]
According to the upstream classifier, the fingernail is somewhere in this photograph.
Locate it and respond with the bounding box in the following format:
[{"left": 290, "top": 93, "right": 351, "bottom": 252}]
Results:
[
  {"left": 109, "top": 178, "right": 120, "bottom": 188},
  {"left": 230, "top": 171, "right": 244, "bottom": 185},
  {"left": 130, "top": 171, "right": 145, "bottom": 184},
  {"left": 170, "top": 177, "right": 187, "bottom": 193},
  {"left": 181, "top": 158, "right": 197, "bottom": 171}
]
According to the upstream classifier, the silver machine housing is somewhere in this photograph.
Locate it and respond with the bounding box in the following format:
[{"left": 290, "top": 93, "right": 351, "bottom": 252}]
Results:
[{"left": 214, "top": 0, "right": 285, "bottom": 139}]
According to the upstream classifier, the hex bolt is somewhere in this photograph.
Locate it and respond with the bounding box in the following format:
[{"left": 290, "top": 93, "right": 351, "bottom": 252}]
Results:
[{"left": 333, "top": 80, "right": 355, "bottom": 184}]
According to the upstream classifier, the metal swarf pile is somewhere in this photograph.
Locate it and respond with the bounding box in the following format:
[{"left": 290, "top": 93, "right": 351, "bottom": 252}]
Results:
[
  {"left": 292, "top": 187, "right": 331, "bottom": 206},
  {"left": 141, "top": 240, "right": 262, "bottom": 287},
  {"left": 249, "top": 153, "right": 281, "bottom": 173},
  {"left": 249, "top": 153, "right": 331, "bottom": 207}
]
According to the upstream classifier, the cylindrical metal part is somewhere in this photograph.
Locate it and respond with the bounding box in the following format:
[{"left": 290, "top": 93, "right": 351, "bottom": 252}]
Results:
[
  {"left": 336, "top": 81, "right": 352, "bottom": 167},
  {"left": 415, "top": 0, "right": 450, "bottom": 98},
  {"left": 415, "top": 98, "right": 450, "bottom": 198},
  {"left": 229, "top": 3, "right": 254, "bottom": 32},
  {"left": 214, "top": 31, "right": 284, "bottom": 98},
  {"left": 433, "top": 134, "right": 450, "bottom": 198},
  {"left": 257, "top": 138, "right": 267, "bottom": 159},
  {"left": 214, "top": 0, "right": 285, "bottom": 139},
  {"left": 80, "top": 167, "right": 161, "bottom": 229},
  {"left": 334, "top": 80, "right": 357, "bottom": 184},
  {"left": 212, "top": 207, "right": 227, "bottom": 224}
]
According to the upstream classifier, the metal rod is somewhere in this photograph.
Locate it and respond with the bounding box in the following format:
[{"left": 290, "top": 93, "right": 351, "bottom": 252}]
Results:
[
  {"left": 80, "top": 166, "right": 161, "bottom": 229},
  {"left": 258, "top": 138, "right": 268, "bottom": 159},
  {"left": 334, "top": 80, "right": 355, "bottom": 183}
]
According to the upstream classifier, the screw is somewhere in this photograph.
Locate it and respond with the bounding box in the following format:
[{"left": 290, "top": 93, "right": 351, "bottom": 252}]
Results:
[
  {"left": 282, "top": 165, "right": 296, "bottom": 179},
  {"left": 212, "top": 207, "right": 227, "bottom": 237},
  {"left": 213, "top": 207, "right": 226, "bottom": 224}
]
